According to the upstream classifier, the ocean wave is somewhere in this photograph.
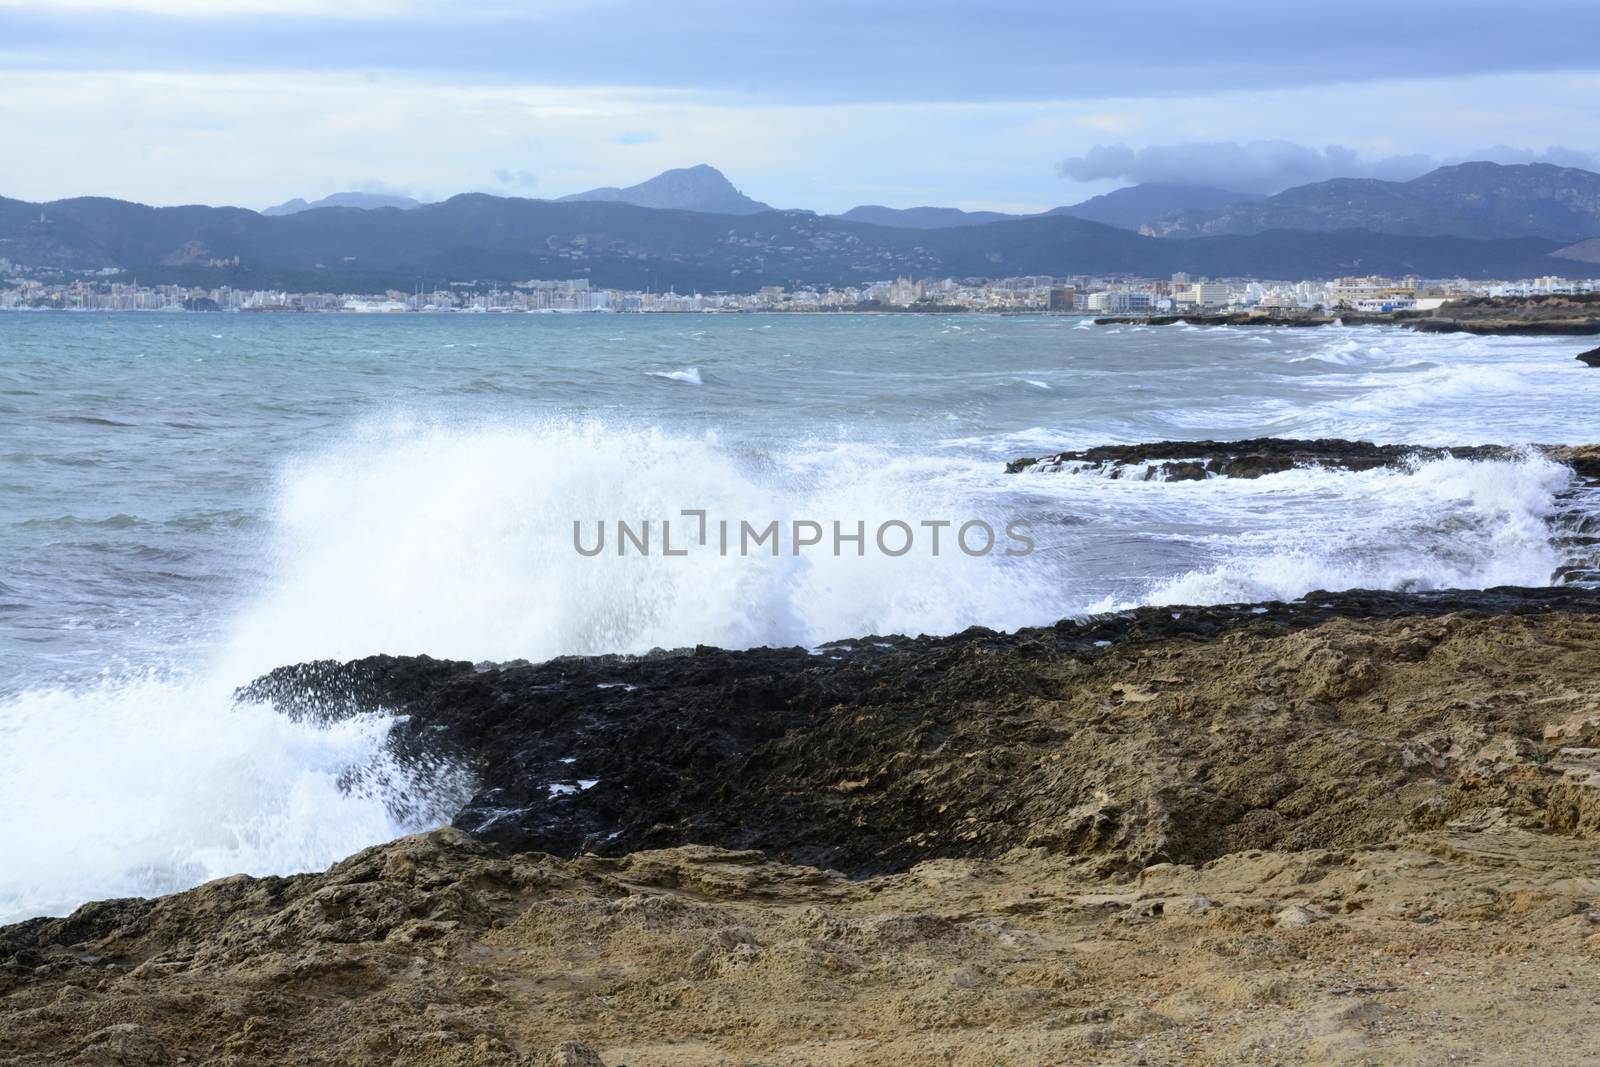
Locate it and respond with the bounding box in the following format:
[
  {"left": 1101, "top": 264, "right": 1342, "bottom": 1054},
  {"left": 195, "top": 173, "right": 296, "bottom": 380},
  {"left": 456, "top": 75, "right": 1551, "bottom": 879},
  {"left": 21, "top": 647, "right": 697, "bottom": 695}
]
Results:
[
  {"left": 0, "top": 671, "right": 469, "bottom": 923},
  {"left": 1107, "top": 455, "right": 1571, "bottom": 608},
  {"left": 223, "top": 417, "right": 1057, "bottom": 672},
  {"left": 8, "top": 320, "right": 1594, "bottom": 922},
  {"left": 648, "top": 367, "right": 703, "bottom": 385}
]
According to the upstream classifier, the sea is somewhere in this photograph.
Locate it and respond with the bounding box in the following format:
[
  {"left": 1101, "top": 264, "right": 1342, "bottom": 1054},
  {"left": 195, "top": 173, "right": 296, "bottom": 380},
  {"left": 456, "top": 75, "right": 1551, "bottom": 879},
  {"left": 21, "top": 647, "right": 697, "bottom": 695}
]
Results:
[{"left": 2, "top": 310, "right": 1596, "bottom": 921}]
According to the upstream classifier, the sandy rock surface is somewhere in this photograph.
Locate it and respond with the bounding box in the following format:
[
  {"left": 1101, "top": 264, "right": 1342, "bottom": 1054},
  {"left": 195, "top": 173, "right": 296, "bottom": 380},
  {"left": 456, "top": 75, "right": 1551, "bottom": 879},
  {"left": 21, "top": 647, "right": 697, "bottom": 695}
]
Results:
[{"left": 8, "top": 605, "right": 1600, "bottom": 1064}]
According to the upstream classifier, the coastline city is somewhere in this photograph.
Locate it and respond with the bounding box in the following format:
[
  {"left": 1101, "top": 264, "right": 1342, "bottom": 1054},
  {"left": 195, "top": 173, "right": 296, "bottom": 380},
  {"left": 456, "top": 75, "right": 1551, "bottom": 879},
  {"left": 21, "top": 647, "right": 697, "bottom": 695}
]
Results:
[{"left": 2, "top": 262, "right": 1598, "bottom": 315}]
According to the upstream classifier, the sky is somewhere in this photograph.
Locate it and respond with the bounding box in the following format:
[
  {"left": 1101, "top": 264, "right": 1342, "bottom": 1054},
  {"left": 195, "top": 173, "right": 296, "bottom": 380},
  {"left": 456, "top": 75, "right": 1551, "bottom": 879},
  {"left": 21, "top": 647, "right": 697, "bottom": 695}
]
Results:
[{"left": 1, "top": 0, "right": 1598, "bottom": 213}]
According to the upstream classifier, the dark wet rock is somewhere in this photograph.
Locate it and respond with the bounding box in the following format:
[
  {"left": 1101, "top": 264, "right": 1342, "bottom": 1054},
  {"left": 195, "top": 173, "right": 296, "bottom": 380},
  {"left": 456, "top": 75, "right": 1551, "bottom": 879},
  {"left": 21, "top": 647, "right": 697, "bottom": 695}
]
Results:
[
  {"left": 1094, "top": 313, "right": 1333, "bottom": 328},
  {"left": 1095, "top": 312, "right": 1600, "bottom": 336},
  {"left": 1096, "top": 294, "right": 1600, "bottom": 336},
  {"left": 1404, "top": 318, "right": 1600, "bottom": 336},
  {"left": 1578, "top": 346, "right": 1600, "bottom": 368},
  {"left": 236, "top": 586, "right": 1600, "bottom": 878},
  {"left": 1004, "top": 437, "right": 1524, "bottom": 478}
]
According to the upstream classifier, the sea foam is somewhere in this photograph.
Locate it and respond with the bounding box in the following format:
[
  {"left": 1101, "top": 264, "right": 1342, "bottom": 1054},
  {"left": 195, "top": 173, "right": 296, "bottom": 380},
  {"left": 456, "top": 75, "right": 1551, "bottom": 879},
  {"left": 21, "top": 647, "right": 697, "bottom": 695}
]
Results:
[{"left": 0, "top": 411, "right": 1582, "bottom": 922}]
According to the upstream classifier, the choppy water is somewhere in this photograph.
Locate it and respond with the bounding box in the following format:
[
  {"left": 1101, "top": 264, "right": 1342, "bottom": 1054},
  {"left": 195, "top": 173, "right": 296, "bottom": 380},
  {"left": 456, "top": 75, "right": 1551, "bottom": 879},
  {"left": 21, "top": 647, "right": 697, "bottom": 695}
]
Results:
[{"left": 1, "top": 310, "right": 1596, "bottom": 920}]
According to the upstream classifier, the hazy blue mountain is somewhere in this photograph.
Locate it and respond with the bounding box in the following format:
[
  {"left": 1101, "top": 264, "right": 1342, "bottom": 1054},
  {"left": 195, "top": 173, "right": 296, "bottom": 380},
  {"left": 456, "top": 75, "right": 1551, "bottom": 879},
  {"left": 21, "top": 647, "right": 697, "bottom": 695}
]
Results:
[
  {"left": 557, "top": 164, "right": 772, "bottom": 215},
  {"left": 1152, "top": 163, "right": 1600, "bottom": 242},
  {"left": 262, "top": 192, "right": 423, "bottom": 216},
  {"left": 833, "top": 205, "right": 1019, "bottom": 228},
  {"left": 0, "top": 191, "right": 1574, "bottom": 292},
  {"left": 1048, "top": 183, "right": 1261, "bottom": 232},
  {"left": 1554, "top": 237, "right": 1600, "bottom": 265},
  {"left": 835, "top": 184, "right": 1257, "bottom": 232}
]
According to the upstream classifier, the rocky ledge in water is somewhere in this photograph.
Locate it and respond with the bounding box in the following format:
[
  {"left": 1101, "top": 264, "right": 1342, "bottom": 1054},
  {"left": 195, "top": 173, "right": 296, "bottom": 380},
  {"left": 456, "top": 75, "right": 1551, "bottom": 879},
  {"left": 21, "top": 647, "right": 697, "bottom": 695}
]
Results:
[
  {"left": 1094, "top": 311, "right": 1333, "bottom": 328},
  {"left": 1006, "top": 438, "right": 1600, "bottom": 587},
  {"left": 1578, "top": 345, "right": 1600, "bottom": 367},
  {"left": 1095, "top": 293, "right": 1600, "bottom": 337},
  {"left": 9, "top": 590, "right": 1600, "bottom": 1064},
  {"left": 1006, "top": 438, "right": 1600, "bottom": 486},
  {"left": 1001, "top": 436, "right": 1570, "bottom": 479}
]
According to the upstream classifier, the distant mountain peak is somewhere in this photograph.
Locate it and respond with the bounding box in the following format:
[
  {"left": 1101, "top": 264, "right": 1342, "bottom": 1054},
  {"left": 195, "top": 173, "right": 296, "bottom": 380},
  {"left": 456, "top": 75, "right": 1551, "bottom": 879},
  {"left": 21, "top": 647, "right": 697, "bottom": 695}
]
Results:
[
  {"left": 262, "top": 191, "right": 423, "bottom": 216},
  {"left": 558, "top": 165, "right": 773, "bottom": 215}
]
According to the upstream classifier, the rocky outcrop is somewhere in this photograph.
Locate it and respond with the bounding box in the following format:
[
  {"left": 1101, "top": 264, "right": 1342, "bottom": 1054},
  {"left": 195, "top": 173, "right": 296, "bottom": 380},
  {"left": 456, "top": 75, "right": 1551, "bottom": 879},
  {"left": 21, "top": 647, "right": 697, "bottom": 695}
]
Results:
[
  {"left": 1007, "top": 437, "right": 1600, "bottom": 483},
  {"left": 1094, "top": 312, "right": 1333, "bottom": 327},
  {"left": 1403, "top": 317, "right": 1600, "bottom": 336},
  {"left": 1095, "top": 293, "right": 1600, "bottom": 336},
  {"left": 11, "top": 600, "right": 1600, "bottom": 1064},
  {"left": 1578, "top": 346, "right": 1600, "bottom": 367},
  {"left": 1004, "top": 437, "right": 1527, "bottom": 479},
  {"left": 233, "top": 587, "right": 1600, "bottom": 880},
  {"left": 9, "top": 822, "right": 1600, "bottom": 1066}
]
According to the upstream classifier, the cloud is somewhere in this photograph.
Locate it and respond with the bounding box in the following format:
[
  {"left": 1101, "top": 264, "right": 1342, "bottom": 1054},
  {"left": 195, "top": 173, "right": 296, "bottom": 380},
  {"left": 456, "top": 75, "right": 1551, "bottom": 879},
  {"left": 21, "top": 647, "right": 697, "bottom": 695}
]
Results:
[
  {"left": 1461, "top": 144, "right": 1600, "bottom": 170},
  {"left": 352, "top": 178, "right": 418, "bottom": 197},
  {"left": 1056, "top": 140, "right": 1600, "bottom": 194},
  {"left": 1, "top": 68, "right": 1596, "bottom": 215},
  {"left": 0, "top": 0, "right": 412, "bottom": 12},
  {"left": 1, "top": 2, "right": 1598, "bottom": 102},
  {"left": 493, "top": 168, "right": 539, "bottom": 189}
]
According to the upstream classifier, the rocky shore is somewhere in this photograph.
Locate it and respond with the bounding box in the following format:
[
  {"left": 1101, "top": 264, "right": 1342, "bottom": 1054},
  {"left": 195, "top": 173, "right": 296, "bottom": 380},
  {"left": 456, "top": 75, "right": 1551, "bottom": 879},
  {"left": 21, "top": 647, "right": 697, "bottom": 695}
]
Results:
[
  {"left": 1095, "top": 293, "right": 1600, "bottom": 337},
  {"left": 1004, "top": 438, "right": 1600, "bottom": 481},
  {"left": 8, "top": 441, "right": 1600, "bottom": 1064},
  {"left": 6, "top": 584, "right": 1600, "bottom": 1063}
]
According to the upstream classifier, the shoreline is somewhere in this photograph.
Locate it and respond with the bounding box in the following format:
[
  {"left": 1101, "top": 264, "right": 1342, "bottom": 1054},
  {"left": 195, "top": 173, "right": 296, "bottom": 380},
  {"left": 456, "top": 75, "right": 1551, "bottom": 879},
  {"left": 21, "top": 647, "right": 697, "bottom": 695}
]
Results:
[
  {"left": 5, "top": 303, "right": 1600, "bottom": 333},
  {"left": 8, "top": 439, "right": 1600, "bottom": 1063},
  {"left": 7, "top": 580, "right": 1600, "bottom": 1063},
  {"left": 1095, "top": 311, "right": 1600, "bottom": 337},
  {"left": 1096, "top": 294, "right": 1600, "bottom": 338}
]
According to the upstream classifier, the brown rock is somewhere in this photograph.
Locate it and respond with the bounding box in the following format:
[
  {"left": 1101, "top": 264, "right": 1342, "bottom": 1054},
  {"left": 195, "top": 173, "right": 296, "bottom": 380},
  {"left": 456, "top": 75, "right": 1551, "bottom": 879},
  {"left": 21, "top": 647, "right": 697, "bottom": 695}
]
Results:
[{"left": 544, "top": 1042, "right": 606, "bottom": 1067}]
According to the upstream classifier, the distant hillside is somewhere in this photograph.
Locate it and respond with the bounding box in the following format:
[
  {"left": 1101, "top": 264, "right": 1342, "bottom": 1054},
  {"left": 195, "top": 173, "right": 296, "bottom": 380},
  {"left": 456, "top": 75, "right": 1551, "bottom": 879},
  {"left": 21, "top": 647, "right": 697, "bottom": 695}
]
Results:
[
  {"left": 1152, "top": 163, "right": 1600, "bottom": 242},
  {"left": 833, "top": 205, "right": 1017, "bottom": 228},
  {"left": 1554, "top": 237, "right": 1600, "bottom": 265},
  {"left": 835, "top": 184, "right": 1257, "bottom": 233},
  {"left": 263, "top": 192, "right": 423, "bottom": 216},
  {"left": 1049, "top": 183, "right": 1260, "bottom": 233},
  {"left": 0, "top": 192, "right": 1576, "bottom": 291},
  {"left": 558, "top": 165, "right": 772, "bottom": 215}
]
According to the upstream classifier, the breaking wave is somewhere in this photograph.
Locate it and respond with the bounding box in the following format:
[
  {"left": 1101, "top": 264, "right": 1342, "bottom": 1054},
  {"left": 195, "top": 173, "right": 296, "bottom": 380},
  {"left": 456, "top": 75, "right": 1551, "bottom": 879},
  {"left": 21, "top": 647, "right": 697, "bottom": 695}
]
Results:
[
  {"left": 0, "top": 672, "right": 469, "bottom": 923},
  {"left": 648, "top": 366, "right": 703, "bottom": 385},
  {"left": 0, "top": 412, "right": 1582, "bottom": 922}
]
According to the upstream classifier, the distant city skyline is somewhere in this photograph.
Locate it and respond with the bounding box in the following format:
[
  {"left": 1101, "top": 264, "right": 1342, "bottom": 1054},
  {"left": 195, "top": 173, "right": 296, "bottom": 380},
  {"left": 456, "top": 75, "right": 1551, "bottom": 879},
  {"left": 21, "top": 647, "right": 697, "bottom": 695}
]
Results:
[{"left": 0, "top": 0, "right": 1597, "bottom": 212}]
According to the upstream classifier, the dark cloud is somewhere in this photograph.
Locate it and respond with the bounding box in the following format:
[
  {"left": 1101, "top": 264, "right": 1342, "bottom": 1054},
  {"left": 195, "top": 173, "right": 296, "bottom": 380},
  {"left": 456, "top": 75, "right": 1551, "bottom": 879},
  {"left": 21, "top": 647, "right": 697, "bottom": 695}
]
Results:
[
  {"left": 0, "top": 1, "right": 1597, "bottom": 101},
  {"left": 1056, "top": 141, "right": 1600, "bottom": 194}
]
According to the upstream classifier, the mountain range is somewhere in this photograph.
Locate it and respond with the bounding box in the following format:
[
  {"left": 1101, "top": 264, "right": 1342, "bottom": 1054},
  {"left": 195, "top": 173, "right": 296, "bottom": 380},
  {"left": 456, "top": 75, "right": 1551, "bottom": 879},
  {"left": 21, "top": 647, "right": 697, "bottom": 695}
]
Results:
[
  {"left": 3, "top": 162, "right": 1597, "bottom": 291},
  {"left": 262, "top": 191, "right": 424, "bottom": 216},
  {"left": 835, "top": 184, "right": 1264, "bottom": 232},
  {"left": 1149, "top": 163, "right": 1600, "bottom": 243}
]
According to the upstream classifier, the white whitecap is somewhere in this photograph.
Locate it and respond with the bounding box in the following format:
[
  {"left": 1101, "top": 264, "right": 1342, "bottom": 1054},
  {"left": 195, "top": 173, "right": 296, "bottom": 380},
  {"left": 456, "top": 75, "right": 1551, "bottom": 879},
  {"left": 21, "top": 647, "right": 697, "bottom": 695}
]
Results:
[{"left": 648, "top": 367, "right": 703, "bottom": 385}]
